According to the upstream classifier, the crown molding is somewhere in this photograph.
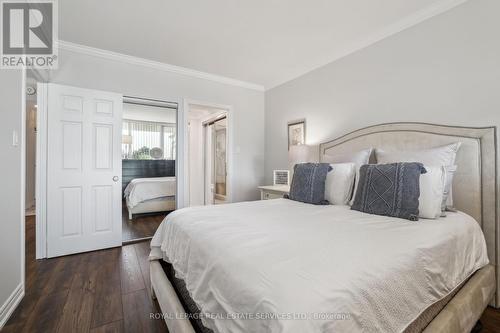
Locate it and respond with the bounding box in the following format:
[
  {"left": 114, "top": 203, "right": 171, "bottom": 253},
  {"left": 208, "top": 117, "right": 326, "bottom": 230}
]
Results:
[
  {"left": 58, "top": 40, "right": 265, "bottom": 92},
  {"left": 267, "top": 0, "right": 471, "bottom": 90}
]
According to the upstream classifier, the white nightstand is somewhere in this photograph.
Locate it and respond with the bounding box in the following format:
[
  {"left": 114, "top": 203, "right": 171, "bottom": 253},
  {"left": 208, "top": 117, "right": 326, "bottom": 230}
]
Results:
[{"left": 258, "top": 185, "right": 290, "bottom": 200}]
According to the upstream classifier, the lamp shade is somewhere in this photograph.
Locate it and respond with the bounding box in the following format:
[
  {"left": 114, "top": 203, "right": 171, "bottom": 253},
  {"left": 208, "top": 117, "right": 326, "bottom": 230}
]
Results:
[
  {"left": 122, "top": 134, "right": 133, "bottom": 145},
  {"left": 288, "top": 144, "right": 319, "bottom": 167}
]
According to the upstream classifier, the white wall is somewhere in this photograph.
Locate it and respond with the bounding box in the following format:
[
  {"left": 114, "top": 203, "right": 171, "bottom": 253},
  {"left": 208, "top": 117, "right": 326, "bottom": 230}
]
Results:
[
  {"left": 49, "top": 48, "right": 265, "bottom": 203},
  {"left": 265, "top": 0, "right": 500, "bottom": 183},
  {"left": 0, "top": 70, "right": 24, "bottom": 327}
]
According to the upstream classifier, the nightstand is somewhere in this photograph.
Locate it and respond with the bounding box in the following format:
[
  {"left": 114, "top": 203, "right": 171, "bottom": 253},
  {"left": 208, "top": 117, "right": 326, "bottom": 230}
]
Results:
[{"left": 258, "top": 185, "right": 290, "bottom": 200}]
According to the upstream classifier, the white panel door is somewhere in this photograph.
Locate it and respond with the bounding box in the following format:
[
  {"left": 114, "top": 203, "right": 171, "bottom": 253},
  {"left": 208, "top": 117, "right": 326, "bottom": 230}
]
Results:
[{"left": 47, "top": 83, "right": 122, "bottom": 257}]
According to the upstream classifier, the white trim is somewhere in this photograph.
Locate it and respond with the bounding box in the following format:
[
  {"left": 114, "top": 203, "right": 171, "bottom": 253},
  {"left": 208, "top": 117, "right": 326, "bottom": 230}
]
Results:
[
  {"left": 266, "top": 0, "right": 471, "bottom": 89},
  {"left": 123, "top": 96, "right": 178, "bottom": 110},
  {"left": 0, "top": 283, "right": 24, "bottom": 329},
  {"left": 20, "top": 68, "right": 26, "bottom": 306},
  {"left": 179, "top": 99, "right": 233, "bottom": 208},
  {"left": 177, "top": 102, "right": 187, "bottom": 208},
  {"left": 35, "top": 83, "right": 48, "bottom": 259},
  {"left": 58, "top": 40, "right": 265, "bottom": 92}
]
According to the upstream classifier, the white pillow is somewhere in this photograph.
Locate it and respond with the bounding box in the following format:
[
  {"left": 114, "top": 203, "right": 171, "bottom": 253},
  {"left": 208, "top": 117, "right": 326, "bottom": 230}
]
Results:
[
  {"left": 324, "top": 163, "right": 356, "bottom": 205},
  {"left": 419, "top": 166, "right": 446, "bottom": 219},
  {"left": 376, "top": 142, "right": 461, "bottom": 166},
  {"left": 441, "top": 165, "right": 457, "bottom": 215},
  {"left": 323, "top": 148, "right": 372, "bottom": 205},
  {"left": 376, "top": 142, "right": 461, "bottom": 208}
]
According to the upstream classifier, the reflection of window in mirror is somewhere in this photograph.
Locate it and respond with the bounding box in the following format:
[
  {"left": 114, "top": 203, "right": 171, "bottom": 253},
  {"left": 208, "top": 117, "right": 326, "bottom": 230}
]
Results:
[{"left": 121, "top": 103, "right": 177, "bottom": 160}]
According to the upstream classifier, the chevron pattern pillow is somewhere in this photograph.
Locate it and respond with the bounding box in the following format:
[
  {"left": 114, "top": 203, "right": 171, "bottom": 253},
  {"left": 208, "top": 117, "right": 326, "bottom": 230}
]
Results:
[{"left": 351, "top": 162, "right": 426, "bottom": 221}]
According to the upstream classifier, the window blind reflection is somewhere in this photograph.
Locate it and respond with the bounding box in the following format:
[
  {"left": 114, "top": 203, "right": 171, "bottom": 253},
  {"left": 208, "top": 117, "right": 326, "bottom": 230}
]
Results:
[{"left": 122, "top": 119, "right": 176, "bottom": 160}]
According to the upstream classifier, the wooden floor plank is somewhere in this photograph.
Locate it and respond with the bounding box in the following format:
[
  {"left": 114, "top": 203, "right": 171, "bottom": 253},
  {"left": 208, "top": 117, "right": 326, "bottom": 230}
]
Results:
[
  {"left": 90, "top": 320, "right": 124, "bottom": 333},
  {"left": 90, "top": 248, "right": 124, "bottom": 328},
  {"left": 43, "top": 253, "right": 83, "bottom": 295},
  {"left": 25, "top": 257, "right": 61, "bottom": 294},
  {"left": 120, "top": 244, "right": 146, "bottom": 294},
  {"left": 121, "top": 202, "right": 166, "bottom": 242},
  {"left": 1, "top": 288, "right": 43, "bottom": 332},
  {"left": 22, "top": 289, "right": 70, "bottom": 333},
  {"left": 122, "top": 289, "right": 168, "bottom": 333},
  {"left": 134, "top": 241, "right": 153, "bottom": 297},
  {"left": 56, "top": 251, "right": 98, "bottom": 333},
  {"left": 481, "top": 307, "right": 500, "bottom": 333}
]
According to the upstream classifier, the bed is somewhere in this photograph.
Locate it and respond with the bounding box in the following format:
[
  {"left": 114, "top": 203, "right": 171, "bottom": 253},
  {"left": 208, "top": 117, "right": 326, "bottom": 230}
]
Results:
[
  {"left": 149, "top": 123, "right": 498, "bottom": 333},
  {"left": 124, "top": 176, "right": 176, "bottom": 219}
]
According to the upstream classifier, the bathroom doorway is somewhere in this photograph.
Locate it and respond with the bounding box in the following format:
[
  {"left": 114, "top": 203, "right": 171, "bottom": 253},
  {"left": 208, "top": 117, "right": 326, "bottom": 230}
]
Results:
[
  {"left": 204, "top": 116, "right": 227, "bottom": 205},
  {"left": 186, "top": 103, "right": 230, "bottom": 206}
]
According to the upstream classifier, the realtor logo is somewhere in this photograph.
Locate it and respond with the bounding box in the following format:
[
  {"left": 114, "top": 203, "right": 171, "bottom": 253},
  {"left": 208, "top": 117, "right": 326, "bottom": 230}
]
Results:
[{"left": 1, "top": 0, "right": 58, "bottom": 68}]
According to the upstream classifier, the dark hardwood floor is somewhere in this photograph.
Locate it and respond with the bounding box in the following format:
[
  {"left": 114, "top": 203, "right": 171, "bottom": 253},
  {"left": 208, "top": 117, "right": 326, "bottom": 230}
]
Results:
[
  {"left": 4, "top": 216, "right": 168, "bottom": 333},
  {"left": 122, "top": 202, "right": 168, "bottom": 242},
  {"left": 481, "top": 307, "right": 500, "bottom": 333},
  {"left": 4, "top": 216, "right": 500, "bottom": 332}
]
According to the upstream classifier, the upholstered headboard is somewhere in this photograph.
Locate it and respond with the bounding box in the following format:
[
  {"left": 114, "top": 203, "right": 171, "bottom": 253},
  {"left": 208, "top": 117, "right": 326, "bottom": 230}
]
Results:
[{"left": 319, "top": 122, "right": 498, "bottom": 305}]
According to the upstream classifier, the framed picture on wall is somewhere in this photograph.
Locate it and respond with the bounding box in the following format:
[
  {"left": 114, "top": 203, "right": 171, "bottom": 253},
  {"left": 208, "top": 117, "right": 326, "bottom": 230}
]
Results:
[{"left": 288, "top": 119, "right": 305, "bottom": 149}]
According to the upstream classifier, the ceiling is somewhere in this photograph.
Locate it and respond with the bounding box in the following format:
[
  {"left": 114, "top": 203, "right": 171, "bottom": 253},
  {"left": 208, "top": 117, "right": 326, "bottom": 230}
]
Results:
[{"left": 59, "top": 0, "right": 464, "bottom": 89}]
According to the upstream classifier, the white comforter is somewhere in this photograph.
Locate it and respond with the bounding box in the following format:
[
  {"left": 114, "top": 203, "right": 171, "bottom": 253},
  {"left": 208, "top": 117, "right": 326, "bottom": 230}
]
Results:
[
  {"left": 124, "top": 177, "right": 176, "bottom": 208},
  {"left": 150, "top": 199, "right": 488, "bottom": 333}
]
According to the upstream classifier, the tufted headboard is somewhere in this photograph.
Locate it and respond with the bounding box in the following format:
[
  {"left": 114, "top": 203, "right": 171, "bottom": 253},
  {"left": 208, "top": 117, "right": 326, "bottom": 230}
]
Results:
[{"left": 319, "top": 122, "right": 498, "bottom": 305}]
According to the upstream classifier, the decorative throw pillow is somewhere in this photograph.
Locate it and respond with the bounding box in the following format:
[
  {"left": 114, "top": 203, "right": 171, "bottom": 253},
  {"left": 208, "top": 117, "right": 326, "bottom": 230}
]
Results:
[
  {"left": 351, "top": 162, "right": 427, "bottom": 221},
  {"left": 324, "top": 163, "right": 356, "bottom": 205},
  {"left": 323, "top": 148, "right": 373, "bottom": 206},
  {"left": 375, "top": 142, "right": 461, "bottom": 209},
  {"left": 287, "top": 163, "right": 331, "bottom": 205}
]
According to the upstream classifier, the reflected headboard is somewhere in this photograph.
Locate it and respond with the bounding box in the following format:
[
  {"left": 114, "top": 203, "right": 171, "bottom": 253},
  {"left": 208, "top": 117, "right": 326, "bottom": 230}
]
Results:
[
  {"left": 122, "top": 159, "right": 175, "bottom": 193},
  {"left": 319, "top": 122, "right": 498, "bottom": 304}
]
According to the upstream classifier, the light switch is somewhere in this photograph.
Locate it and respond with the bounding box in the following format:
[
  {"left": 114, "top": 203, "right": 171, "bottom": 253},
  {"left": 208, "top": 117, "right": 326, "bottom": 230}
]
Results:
[{"left": 12, "top": 130, "right": 19, "bottom": 146}]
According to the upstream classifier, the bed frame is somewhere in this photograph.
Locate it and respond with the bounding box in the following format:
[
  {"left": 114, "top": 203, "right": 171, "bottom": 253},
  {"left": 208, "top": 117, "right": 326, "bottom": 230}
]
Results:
[
  {"left": 150, "top": 122, "right": 498, "bottom": 333},
  {"left": 126, "top": 196, "right": 176, "bottom": 220}
]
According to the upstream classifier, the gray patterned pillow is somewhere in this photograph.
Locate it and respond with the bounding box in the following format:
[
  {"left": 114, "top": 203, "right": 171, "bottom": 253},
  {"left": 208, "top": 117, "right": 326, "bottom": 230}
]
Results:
[
  {"left": 287, "top": 163, "right": 331, "bottom": 205},
  {"left": 351, "top": 162, "right": 426, "bottom": 221}
]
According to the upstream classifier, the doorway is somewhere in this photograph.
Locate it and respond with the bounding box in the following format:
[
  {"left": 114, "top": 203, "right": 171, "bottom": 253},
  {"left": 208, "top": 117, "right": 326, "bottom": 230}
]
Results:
[
  {"left": 204, "top": 116, "right": 228, "bottom": 205},
  {"left": 186, "top": 103, "right": 231, "bottom": 207}
]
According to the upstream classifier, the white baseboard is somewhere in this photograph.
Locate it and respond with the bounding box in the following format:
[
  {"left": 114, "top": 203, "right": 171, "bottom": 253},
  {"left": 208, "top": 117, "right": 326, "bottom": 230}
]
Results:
[{"left": 0, "top": 283, "right": 24, "bottom": 329}]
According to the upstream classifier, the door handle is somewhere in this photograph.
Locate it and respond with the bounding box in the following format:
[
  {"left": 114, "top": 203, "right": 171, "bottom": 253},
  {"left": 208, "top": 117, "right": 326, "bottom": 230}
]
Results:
[{"left": 113, "top": 176, "right": 119, "bottom": 182}]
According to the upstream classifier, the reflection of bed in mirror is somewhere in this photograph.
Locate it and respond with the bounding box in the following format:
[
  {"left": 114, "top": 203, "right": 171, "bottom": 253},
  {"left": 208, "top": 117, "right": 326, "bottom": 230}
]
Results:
[
  {"left": 124, "top": 176, "right": 176, "bottom": 219},
  {"left": 122, "top": 159, "right": 176, "bottom": 220}
]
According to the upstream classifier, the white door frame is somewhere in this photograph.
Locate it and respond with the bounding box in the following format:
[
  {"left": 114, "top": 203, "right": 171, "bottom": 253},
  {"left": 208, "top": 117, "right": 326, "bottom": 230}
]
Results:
[
  {"left": 180, "top": 99, "right": 233, "bottom": 208},
  {"left": 35, "top": 83, "right": 48, "bottom": 259}
]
